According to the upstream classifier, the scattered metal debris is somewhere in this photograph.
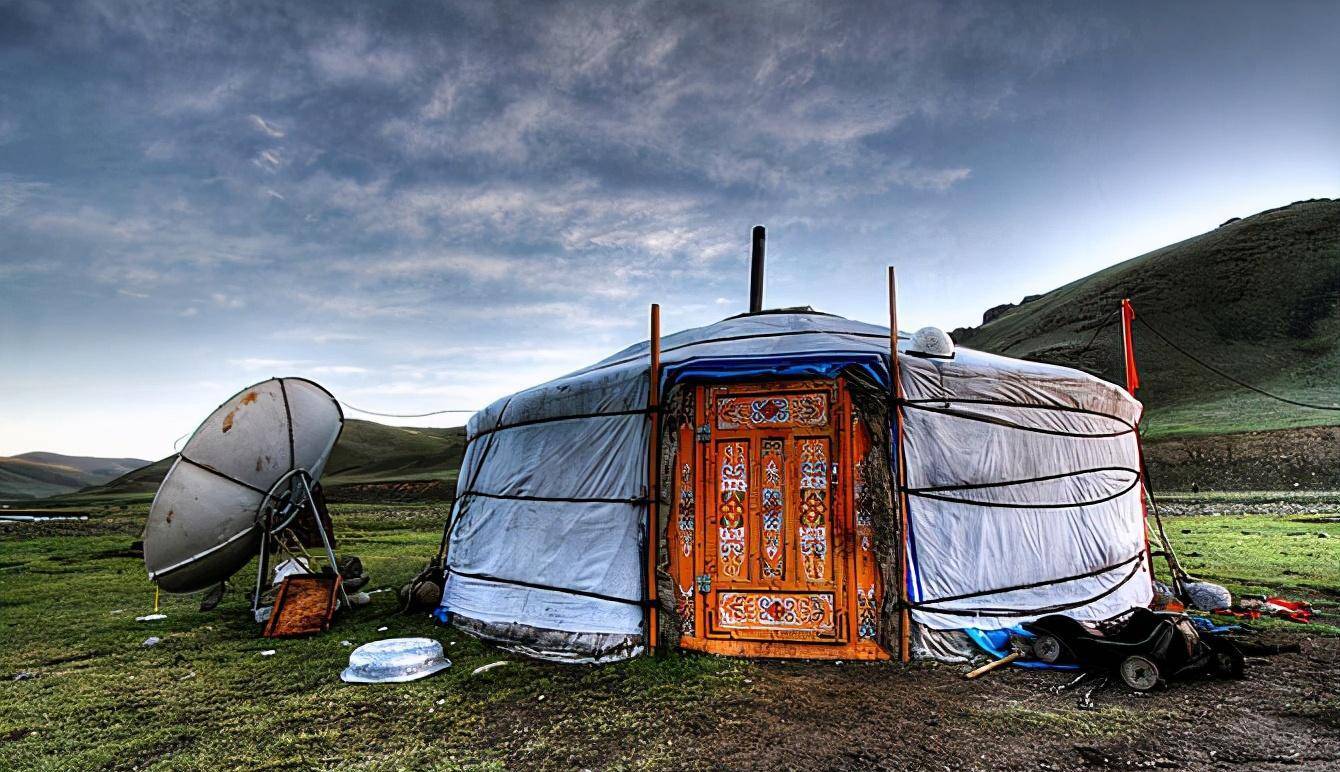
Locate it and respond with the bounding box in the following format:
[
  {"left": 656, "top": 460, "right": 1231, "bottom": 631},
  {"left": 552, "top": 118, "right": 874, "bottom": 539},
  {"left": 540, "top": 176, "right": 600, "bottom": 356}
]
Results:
[
  {"left": 471, "top": 661, "right": 509, "bottom": 676},
  {"left": 341, "top": 638, "right": 452, "bottom": 684}
]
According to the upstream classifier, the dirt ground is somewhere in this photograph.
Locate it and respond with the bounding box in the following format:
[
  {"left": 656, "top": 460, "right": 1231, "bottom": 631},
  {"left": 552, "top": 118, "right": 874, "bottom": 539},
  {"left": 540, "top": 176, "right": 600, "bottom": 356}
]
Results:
[{"left": 464, "top": 634, "right": 1339, "bottom": 771}]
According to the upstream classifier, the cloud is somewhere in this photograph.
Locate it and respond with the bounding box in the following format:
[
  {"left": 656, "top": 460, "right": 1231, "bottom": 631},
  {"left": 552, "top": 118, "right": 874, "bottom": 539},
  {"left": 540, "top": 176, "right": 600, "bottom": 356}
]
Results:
[
  {"left": 230, "top": 357, "right": 300, "bottom": 370},
  {"left": 309, "top": 365, "right": 369, "bottom": 375},
  {"left": 227, "top": 358, "right": 367, "bottom": 375},
  {"left": 210, "top": 292, "right": 246, "bottom": 309},
  {"left": 253, "top": 149, "right": 283, "bottom": 172},
  {"left": 308, "top": 24, "right": 420, "bottom": 84},
  {"left": 0, "top": 175, "right": 47, "bottom": 216},
  {"left": 248, "top": 114, "right": 286, "bottom": 138}
]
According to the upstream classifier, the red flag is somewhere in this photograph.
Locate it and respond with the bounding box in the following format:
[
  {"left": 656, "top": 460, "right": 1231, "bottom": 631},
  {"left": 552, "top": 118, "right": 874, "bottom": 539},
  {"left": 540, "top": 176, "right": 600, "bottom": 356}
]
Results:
[{"left": 1121, "top": 298, "right": 1139, "bottom": 394}]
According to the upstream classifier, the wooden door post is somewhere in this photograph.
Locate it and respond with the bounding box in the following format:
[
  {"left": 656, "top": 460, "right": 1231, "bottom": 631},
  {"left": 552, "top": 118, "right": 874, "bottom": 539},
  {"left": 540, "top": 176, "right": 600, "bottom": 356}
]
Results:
[
  {"left": 645, "top": 303, "right": 662, "bottom": 653},
  {"left": 888, "top": 268, "right": 912, "bottom": 663}
]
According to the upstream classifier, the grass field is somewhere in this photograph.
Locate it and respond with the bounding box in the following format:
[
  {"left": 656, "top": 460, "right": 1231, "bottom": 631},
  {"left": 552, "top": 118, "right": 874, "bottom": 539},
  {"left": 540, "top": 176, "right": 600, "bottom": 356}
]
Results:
[{"left": 1, "top": 503, "right": 1336, "bottom": 770}]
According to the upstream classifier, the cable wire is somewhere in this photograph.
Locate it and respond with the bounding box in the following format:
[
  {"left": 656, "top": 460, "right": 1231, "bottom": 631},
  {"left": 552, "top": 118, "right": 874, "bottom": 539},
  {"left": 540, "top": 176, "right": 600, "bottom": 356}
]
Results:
[
  {"left": 1134, "top": 317, "right": 1340, "bottom": 411},
  {"left": 339, "top": 401, "right": 479, "bottom": 418}
]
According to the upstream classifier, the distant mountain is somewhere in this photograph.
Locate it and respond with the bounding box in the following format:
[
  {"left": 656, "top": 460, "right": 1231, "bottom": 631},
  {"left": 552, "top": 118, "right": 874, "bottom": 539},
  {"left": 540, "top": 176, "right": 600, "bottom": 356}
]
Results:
[
  {"left": 0, "top": 453, "right": 150, "bottom": 501},
  {"left": 953, "top": 199, "right": 1340, "bottom": 439},
  {"left": 48, "top": 418, "right": 467, "bottom": 504}
]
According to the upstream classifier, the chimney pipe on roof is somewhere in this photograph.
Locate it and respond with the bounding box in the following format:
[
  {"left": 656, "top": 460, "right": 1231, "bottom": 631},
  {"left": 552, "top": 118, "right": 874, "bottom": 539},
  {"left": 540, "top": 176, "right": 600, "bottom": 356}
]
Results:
[{"left": 749, "top": 225, "right": 766, "bottom": 314}]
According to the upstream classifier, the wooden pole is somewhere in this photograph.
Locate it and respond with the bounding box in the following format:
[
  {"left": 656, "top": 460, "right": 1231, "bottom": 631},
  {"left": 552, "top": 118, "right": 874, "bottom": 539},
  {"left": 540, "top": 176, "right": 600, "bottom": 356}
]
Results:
[
  {"left": 645, "top": 303, "right": 661, "bottom": 654},
  {"left": 964, "top": 651, "right": 1022, "bottom": 680},
  {"left": 888, "top": 267, "right": 912, "bottom": 663}
]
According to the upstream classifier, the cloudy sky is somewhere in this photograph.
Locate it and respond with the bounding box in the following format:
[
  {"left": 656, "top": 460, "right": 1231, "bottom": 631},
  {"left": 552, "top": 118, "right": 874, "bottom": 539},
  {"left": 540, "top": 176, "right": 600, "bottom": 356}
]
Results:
[{"left": 2, "top": 1, "right": 1337, "bottom": 459}]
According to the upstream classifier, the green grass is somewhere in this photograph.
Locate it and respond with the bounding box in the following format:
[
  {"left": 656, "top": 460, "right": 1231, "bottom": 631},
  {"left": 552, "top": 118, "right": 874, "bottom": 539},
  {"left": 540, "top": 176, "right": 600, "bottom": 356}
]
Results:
[
  {"left": 1154, "top": 513, "right": 1340, "bottom": 634},
  {"left": 1, "top": 504, "right": 1333, "bottom": 769},
  {"left": 0, "top": 505, "right": 746, "bottom": 771},
  {"left": 1142, "top": 389, "right": 1340, "bottom": 440}
]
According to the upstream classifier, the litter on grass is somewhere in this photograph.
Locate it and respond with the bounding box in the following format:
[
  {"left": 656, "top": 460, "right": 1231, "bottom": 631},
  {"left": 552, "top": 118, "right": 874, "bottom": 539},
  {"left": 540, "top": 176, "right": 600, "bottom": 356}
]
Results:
[
  {"left": 471, "top": 661, "right": 509, "bottom": 676},
  {"left": 341, "top": 638, "right": 452, "bottom": 684}
]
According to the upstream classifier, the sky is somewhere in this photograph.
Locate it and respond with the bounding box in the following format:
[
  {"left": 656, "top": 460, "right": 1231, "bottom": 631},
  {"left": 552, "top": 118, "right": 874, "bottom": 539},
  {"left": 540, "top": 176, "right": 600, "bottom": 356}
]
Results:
[{"left": 1, "top": 1, "right": 1338, "bottom": 460}]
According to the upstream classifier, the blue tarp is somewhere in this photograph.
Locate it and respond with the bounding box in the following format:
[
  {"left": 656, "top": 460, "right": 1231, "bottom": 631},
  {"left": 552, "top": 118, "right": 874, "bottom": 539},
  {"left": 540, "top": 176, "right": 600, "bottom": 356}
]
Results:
[
  {"left": 964, "top": 627, "right": 1080, "bottom": 670},
  {"left": 660, "top": 351, "right": 890, "bottom": 392}
]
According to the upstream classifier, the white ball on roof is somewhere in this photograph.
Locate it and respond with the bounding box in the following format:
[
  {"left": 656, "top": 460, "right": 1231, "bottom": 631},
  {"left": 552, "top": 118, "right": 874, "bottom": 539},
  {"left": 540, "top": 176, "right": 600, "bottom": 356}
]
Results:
[{"left": 909, "top": 326, "right": 954, "bottom": 358}]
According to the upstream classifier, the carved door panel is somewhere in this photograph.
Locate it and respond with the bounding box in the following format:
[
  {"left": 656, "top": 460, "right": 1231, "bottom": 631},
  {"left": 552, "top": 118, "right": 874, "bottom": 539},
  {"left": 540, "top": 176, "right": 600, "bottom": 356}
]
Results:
[{"left": 668, "top": 379, "right": 887, "bottom": 660}]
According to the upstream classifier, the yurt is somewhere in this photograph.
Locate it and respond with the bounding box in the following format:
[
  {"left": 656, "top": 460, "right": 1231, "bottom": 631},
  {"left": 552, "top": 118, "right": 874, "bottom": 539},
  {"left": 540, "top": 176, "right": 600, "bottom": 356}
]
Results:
[{"left": 436, "top": 247, "right": 1151, "bottom": 664}]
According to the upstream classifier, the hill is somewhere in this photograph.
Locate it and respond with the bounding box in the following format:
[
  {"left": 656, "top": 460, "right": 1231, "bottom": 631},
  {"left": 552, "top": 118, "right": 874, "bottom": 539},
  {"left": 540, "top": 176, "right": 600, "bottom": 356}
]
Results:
[
  {"left": 953, "top": 199, "right": 1340, "bottom": 439},
  {"left": 44, "top": 419, "right": 467, "bottom": 505},
  {"left": 0, "top": 453, "right": 149, "bottom": 501}
]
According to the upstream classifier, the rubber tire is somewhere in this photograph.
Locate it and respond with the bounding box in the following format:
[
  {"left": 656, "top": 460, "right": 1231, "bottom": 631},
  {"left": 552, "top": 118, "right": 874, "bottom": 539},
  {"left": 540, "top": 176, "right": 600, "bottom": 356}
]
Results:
[
  {"left": 1213, "top": 645, "right": 1245, "bottom": 679},
  {"left": 1119, "top": 655, "right": 1162, "bottom": 691},
  {"left": 1034, "top": 634, "right": 1065, "bottom": 664}
]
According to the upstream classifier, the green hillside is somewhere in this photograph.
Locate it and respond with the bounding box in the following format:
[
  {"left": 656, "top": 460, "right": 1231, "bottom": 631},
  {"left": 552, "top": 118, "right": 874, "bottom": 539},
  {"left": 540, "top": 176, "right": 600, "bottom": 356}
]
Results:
[
  {"left": 0, "top": 453, "right": 149, "bottom": 501},
  {"left": 953, "top": 199, "right": 1340, "bottom": 439},
  {"left": 43, "top": 419, "right": 467, "bottom": 505}
]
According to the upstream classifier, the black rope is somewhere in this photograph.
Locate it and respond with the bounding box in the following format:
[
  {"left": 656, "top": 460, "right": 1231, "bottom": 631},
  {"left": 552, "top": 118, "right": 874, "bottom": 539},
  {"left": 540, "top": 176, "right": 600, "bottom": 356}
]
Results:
[
  {"left": 907, "top": 473, "right": 1141, "bottom": 509},
  {"left": 465, "top": 407, "right": 653, "bottom": 445},
  {"left": 911, "top": 465, "right": 1140, "bottom": 493},
  {"left": 901, "top": 402, "right": 1135, "bottom": 439},
  {"left": 909, "top": 553, "right": 1145, "bottom": 617},
  {"left": 1076, "top": 307, "right": 1122, "bottom": 356},
  {"left": 446, "top": 567, "right": 646, "bottom": 608},
  {"left": 1135, "top": 316, "right": 1340, "bottom": 411},
  {"left": 456, "top": 490, "right": 649, "bottom": 505},
  {"left": 901, "top": 398, "right": 1137, "bottom": 431},
  {"left": 440, "top": 396, "right": 515, "bottom": 566}
]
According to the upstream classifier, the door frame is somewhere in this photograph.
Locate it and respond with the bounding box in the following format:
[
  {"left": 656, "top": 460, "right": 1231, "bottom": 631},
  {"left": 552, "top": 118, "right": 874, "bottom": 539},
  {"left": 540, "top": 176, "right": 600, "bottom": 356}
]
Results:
[{"left": 668, "top": 377, "right": 888, "bottom": 660}]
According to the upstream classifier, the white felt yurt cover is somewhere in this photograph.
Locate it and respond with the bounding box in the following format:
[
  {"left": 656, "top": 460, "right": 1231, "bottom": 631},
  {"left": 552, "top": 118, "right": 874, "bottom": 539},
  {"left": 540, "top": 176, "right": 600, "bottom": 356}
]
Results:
[{"left": 438, "top": 311, "right": 1151, "bottom": 662}]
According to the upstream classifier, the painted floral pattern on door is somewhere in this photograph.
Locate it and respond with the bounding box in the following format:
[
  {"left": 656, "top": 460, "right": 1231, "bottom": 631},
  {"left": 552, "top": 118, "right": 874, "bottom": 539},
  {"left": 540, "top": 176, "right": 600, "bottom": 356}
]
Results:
[
  {"left": 717, "top": 592, "right": 835, "bottom": 631},
  {"left": 716, "top": 394, "right": 827, "bottom": 430},
  {"left": 760, "top": 439, "right": 784, "bottom": 578},
  {"left": 798, "top": 439, "right": 830, "bottom": 581},
  {"left": 717, "top": 441, "right": 748, "bottom": 577},
  {"left": 677, "top": 462, "right": 695, "bottom": 557}
]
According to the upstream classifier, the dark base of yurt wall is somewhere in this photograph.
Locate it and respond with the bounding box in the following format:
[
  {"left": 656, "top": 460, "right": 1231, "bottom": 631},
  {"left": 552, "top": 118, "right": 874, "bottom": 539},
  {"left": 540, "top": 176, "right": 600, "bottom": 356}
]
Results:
[
  {"left": 452, "top": 614, "right": 643, "bottom": 664},
  {"left": 910, "top": 624, "right": 981, "bottom": 663}
]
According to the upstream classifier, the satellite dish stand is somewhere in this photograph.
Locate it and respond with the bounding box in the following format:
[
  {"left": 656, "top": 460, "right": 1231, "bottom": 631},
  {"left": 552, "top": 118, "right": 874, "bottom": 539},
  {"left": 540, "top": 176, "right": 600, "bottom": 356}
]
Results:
[{"left": 251, "top": 469, "right": 351, "bottom": 621}]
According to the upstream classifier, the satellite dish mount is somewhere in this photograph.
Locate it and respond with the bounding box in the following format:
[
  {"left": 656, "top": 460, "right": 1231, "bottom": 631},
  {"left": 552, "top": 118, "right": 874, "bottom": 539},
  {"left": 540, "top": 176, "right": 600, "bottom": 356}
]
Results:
[{"left": 251, "top": 468, "right": 350, "bottom": 620}]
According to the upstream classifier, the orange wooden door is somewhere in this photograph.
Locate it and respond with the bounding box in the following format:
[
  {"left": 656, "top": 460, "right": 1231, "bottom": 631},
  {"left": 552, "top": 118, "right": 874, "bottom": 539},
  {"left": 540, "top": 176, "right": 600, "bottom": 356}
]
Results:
[{"left": 668, "top": 380, "right": 887, "bottom": 660}]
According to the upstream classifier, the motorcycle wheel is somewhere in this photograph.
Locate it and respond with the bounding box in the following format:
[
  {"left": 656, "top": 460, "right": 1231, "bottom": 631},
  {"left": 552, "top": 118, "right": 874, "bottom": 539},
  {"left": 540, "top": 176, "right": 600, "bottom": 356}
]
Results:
[
  {"left": 1033, "top": 634, "right": 1065, "bottom": 664},
  {"left": 1119, "top": 655, "right": 1162, "bottom": 691},
  {"left": 1211, "top": 644, "right": 1245, "bottom": 679}
]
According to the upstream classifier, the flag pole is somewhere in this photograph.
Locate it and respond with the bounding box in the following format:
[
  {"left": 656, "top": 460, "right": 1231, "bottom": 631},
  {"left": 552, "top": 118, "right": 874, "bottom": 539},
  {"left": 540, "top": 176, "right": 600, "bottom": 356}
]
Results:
[
  {"left": 645, "top": 303, "right": 661, "bottom": 654},
  {"left": 888, "top": 268, "right": 912, "bottom": 663},
  {"left": 1121, "top": 298, "right": 1140, "bottom": 395}
]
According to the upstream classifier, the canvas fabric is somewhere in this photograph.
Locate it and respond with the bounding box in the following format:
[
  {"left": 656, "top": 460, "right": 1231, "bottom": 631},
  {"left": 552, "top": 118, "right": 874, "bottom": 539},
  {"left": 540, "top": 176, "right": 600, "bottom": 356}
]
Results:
[{"left": 438, "top": 312, "right": 1151, "bottom": 661}]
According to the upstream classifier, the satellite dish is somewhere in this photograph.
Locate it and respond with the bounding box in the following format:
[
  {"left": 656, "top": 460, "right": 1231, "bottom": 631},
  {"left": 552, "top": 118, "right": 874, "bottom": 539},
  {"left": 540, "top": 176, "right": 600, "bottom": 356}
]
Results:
[
  {"left": 907, "top": 326, "right": 955, "bottom": 359},
  {"left": 144, "top": 378, "right": 343, "bottom": 594}
]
